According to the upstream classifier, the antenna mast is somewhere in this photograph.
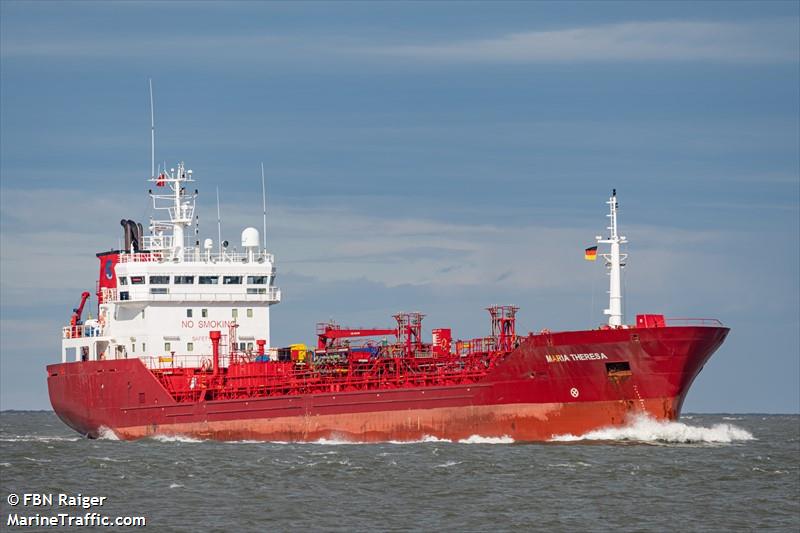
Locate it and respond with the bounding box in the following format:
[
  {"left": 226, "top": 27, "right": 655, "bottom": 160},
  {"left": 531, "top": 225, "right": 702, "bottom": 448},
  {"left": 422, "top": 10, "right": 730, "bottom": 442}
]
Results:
[
  {"left": 216, "top": 186, "right": 222, "bottom": 255},
  {"left": 261, "top": 162, "right": 267, "bottom": 251},
  {"left": 596, "top": 189, "right": 628, "bottom": 327},
  {"left": 149, "top": 79, "right": 155, "bottom": 179}
]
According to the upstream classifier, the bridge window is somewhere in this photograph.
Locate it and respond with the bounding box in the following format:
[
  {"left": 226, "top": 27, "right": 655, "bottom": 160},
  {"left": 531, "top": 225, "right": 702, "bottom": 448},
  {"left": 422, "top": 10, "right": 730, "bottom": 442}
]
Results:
[
  {"left": 201, "top": 309, "right": 208, "bottom": 318},
  {"left": 149, "top": 276, "right": 170, "bottom": 284},
  {"left": 120, "top": 291, "right": 130, "bottom": 300},
  {"left": 142, "top": 343, "right": 146, "bottom": 353},
  {"left": 247, "top": 275, "right": 267, "bottom": 284},
  {"left": 199, "top": 276, "right": 218, "bottom": 285},
  {"left": 247, "top": 308, "right": 253, "bottom": 318},
  {"left": 224, "top": 276, "right": 242, "bottom": 285},
  {"left": 186, "top": 309, "right": 193, "bottom": 318},
  {"left": 247, "top": 288, "right": 267, "bottom": 294},
  {"left": 150, "top": 288, "right": 168, "bottom": 294},
  {"left": 118, "top": 277, "right": 128, "bottom": 285},
  {"left": 232, "top": 309, "right": 239, "bottom": 319},
  {"left": 164, "top": 342, "right": 171, "bottom": 351},
  {"left": 130, "top": 276, "right": 145, "bottom": 285},
  {"left": 187, "top": 342, "right": 194, "bottom": 352},
  {"left": 175, "top": 276, "right": 194, "bottom": 284}
]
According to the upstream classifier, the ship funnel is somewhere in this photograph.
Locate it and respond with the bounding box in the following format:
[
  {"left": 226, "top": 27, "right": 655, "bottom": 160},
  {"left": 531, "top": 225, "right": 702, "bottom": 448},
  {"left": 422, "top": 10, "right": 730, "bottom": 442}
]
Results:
[
  {"left": 126, "top": 220, "right": 139, "bottom": 252},
  {"left": 120, "top": 219, "right": 131, "bottom": 251},
  {"left": 136, "top": 222, "right": 144, "bottom": 249}
]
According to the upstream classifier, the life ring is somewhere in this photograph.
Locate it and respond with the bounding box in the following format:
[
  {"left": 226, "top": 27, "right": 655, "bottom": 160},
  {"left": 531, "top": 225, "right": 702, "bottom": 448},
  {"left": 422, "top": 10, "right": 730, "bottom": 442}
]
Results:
[{"left": 200, "top": 358, "right": 212, "bottom": 372}]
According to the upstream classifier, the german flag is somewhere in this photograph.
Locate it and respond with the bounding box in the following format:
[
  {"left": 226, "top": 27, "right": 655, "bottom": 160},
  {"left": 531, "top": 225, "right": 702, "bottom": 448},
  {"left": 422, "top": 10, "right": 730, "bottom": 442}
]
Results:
[{"left": 584, "top": 246, "right": 598, "bottom": 261}]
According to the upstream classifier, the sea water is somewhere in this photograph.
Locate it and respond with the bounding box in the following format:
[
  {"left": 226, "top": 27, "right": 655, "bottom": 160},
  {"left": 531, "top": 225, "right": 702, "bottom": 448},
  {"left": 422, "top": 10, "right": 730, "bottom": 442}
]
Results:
[{"left": 0, "top": 412, "right": 797, "bottom": 531}]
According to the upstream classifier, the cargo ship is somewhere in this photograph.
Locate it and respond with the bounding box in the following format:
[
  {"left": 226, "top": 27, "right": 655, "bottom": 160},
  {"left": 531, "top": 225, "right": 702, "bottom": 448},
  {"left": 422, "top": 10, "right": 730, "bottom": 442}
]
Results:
[{"left": 47, "top": 161, "right": 729, "bottom": 441}]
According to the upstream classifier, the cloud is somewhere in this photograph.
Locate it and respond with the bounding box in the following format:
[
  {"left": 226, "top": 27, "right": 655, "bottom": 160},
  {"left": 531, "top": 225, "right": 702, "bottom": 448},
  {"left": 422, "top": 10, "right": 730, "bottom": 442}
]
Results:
[
  {"left": 0, "top": 186, "right": 732, "bottom": 297},
  {"left": 365, "top": 20, "right": 799, "bottom": 64},
  {"left": 3, "top": 20, "right": 797, "bottom": 66}
]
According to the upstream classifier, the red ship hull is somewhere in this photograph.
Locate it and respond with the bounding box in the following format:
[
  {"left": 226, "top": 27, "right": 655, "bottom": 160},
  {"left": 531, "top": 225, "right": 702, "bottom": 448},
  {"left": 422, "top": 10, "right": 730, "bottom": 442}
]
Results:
[{"left": 47, "top": 325, "right": 728, "bottom": 442}]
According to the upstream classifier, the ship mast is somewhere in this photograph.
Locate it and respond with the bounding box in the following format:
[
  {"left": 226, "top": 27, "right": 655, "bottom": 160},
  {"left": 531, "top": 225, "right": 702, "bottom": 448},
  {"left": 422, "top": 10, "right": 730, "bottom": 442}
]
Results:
[
  {"left": 148, "top": 162, "right": 196, "bottom": 260},
  {"left": 596, "top": 189, "right": 628, "bottom": 327}
]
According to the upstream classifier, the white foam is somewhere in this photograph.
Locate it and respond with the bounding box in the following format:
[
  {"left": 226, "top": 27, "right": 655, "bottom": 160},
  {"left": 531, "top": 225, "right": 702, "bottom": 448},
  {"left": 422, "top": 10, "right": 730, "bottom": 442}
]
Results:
[
  {"left": 169, "top": 483, "right": 184, "bottom": 489},
  {"left": 547, "top": 462, "right": 592, "bottom": 469},
  {"left": 0, "top": 435, "right": 81, "bottom": 443},
  {"left": 88, "top": 456, "right": 130, "bottom": 463},
  {"left": 458, "top": 435, "right": 514, "bottom": 444},
  {"left": 434, "top": 460, "right": 463, "bottom": 468},
  {"left": 310, "top": 437, "right": 357, "bottom": 445},
  {"left": 151, "top": 434, "right": 203, "bottom": 443},
  {"left": 97, "top": 427, "right": 120, "bottom": 441},
  {"left": 550, "top": 415, "right": 755, "bottom": 444}
]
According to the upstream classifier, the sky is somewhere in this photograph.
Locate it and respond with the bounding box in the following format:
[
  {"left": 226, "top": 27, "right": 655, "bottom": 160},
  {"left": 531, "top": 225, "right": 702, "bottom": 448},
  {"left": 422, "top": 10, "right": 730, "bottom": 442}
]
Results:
[{"left": 0, "top": 1, "right": 798, "bottom": 412}]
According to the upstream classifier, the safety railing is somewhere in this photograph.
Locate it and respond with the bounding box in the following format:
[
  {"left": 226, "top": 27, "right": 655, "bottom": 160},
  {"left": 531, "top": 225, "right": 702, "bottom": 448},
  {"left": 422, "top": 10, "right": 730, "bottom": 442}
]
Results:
[
  {"left": 141, "top": 354, "right": 231, "bottom": 370},
  {"left": 665, "top": 318, "right": 724, "bottom": 327},
  {"left": 117, "top": 248, "right": 274, "bottom": 265},
  {"left": 111, "top": 288, "right": 281, "bottom": 303},
  {"left": 62, "top": 324, "right": 106, "bottom": 339}
]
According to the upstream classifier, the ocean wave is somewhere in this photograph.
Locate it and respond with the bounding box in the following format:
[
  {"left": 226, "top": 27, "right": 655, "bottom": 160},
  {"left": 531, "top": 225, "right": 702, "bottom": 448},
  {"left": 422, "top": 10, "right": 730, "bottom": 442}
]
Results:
[
  {"left": 433, "top": 460, "right": 463, "bottom": 468},
  {"left": 88, "top": 456, "right": 131, "bottom": 463},
  {"left": 0, "top": 435, "right": 81, "bottom": 443},
  {"left": 549, "top": 415, "right": 755, "bottom": 444},
  {"left": 547, "top": 461, "right": 592, "bottom": 469}
]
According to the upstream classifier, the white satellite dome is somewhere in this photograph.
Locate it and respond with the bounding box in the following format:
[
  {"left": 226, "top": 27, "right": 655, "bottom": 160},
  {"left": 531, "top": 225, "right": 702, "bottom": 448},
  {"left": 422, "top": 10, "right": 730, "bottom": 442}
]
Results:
[{"left": 241, "top": 227, "right": 260, "bottom": 248}]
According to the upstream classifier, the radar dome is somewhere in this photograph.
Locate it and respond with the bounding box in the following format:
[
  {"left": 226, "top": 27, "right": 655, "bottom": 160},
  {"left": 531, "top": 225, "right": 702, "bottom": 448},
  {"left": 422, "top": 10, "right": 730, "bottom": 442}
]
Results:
[{"left": 241, "top": 227, "right": 260, "bottom": 248}]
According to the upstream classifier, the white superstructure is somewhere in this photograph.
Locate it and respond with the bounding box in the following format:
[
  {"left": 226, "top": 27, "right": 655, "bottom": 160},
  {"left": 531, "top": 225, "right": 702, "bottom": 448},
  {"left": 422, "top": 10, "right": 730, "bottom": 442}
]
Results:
[
  {"left": 61, "top": 162, "right": 281, "bottom": 366},
  {"left": 596, "top": 189, "right": 627, "bottom": 327}
]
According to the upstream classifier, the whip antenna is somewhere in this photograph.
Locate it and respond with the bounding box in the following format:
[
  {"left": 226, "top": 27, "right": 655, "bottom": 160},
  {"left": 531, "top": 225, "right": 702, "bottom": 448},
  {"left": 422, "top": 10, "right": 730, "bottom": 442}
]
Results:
[
  {"left": 261, "top": 162, "right": 267, "bottom": 251},
  {"left": 216, "top": 186, "right": 223, "bottom": 255},
  {"left": 149, "top": 78, "right": 155, "bottom": 180}
]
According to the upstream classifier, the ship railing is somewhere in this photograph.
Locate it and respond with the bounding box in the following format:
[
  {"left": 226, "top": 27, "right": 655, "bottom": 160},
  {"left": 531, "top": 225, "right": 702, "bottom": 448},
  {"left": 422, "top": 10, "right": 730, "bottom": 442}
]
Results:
[
  {"left": 100, "top": 287, "right": 118, "bottom": 303},
  {"left": 117, "top": 252, "right": 164, "bottom": 263},
  {"left": 117, "top": 248, "right": 274, "bottom": 265},
  {"left": 109, "top": 289, "right": 280, "bottom": 303},
  {"left": 63, "top": 324, "right": 106, "bottom": 339},
  {"left": 141, "top": 354, "right": 234, "bottom": 370},
  {"left": 665, "top": 317, "right": 724, "bottom": 327},
  {"left": 455, "top": 337, "right": 496, "bottom": 356}
]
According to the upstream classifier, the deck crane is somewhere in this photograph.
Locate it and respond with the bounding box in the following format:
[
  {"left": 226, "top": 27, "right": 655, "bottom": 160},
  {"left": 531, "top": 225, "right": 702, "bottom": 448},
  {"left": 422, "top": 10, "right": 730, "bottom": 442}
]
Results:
[
  {"left": 316, "top": 321, "right": 397, "bottom": 350},
  {"left": 69, "top": 291, "right": 91, "bottom": 336}
]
